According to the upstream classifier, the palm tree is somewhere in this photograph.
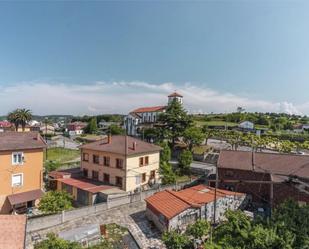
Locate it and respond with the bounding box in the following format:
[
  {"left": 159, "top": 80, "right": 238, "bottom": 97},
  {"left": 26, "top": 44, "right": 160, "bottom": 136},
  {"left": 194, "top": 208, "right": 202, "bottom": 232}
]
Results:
[
  {"left": 7, "top": 108, "right": 32, "bottom": 132},
  {"left": 7, "top": 110, "right": 19, "bottom": 131},
  {"left": 17, "top": 109, "right": 32, "bottom": 131}
]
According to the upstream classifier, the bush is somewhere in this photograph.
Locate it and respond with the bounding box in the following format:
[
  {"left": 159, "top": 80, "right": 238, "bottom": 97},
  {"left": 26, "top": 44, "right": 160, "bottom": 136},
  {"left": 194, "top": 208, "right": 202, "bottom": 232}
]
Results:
[
  {"left": 178, "top": 150, "right": 193, "bottom": 175},
  {"left": 38, "top": 191, "right": 73, "bottom": 213}
]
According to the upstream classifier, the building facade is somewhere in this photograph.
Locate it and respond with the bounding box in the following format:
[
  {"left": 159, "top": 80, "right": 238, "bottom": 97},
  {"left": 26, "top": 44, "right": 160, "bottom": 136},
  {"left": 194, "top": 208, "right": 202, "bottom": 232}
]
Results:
[
  {"left": 145, "top": 185, "right": 246, "bottom": 232},
  {"left": 79, "top": 135, "right": 161, "bottom": 192},
  {"left": 125, "top": 92, "right": 183, "bottom": 136},
  {"left": 0, "top": 132, "right": 46, "bottom": 214},
  {"left": 215, "top": 150, "right": 309, "bottom": 207}
]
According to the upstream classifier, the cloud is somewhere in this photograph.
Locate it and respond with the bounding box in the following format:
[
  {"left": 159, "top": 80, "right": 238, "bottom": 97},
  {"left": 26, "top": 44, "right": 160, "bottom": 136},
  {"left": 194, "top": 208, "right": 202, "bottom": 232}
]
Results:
[{"left": 0, "top": 81, "right": 304, "bottom": 116}]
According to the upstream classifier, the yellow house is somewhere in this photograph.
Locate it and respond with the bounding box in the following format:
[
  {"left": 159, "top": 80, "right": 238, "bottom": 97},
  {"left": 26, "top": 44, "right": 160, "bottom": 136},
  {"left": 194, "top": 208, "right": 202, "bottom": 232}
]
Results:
[
  {"left": 0, "top": 132, "right": 46, "bottom": 214},
  {"left": 79, "top": 135, "right": 161, "bottom": 192}
]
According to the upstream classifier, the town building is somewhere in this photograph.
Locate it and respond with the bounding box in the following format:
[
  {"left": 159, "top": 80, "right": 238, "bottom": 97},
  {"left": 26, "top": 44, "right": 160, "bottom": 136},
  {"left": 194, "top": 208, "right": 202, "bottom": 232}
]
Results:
[
  {"left": 215, "top": 150, "right": 309, "bottom": 207},
  {"left": 239, "top": 120, "right": 254, "bottom": 130},
  {"left": 125, "top": 92, "right": 183, "bottom": 136},
  {"left": 0, "top": 215, "right": 26, "bottom": 249},
  {"left": 67, "top": 121, "right": 87, "bottom": 136},
  {"left": 0, "top": 132, "right": 46, "bottom": 214},
  {"left": 145, "top": 184, "right": 246, "bottom": 232},
  {"left": 51, "top": 135, "right": 161, "bottom": 205}
]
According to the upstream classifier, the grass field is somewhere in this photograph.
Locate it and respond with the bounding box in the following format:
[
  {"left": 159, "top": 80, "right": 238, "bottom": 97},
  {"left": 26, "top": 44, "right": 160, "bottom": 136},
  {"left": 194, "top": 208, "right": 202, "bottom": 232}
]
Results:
[
  {"left": 194, "top": 120, "right": 238, "bottom": 127},
  {"left": 45, "top": 147, "right": 80, "bottom": 163}
]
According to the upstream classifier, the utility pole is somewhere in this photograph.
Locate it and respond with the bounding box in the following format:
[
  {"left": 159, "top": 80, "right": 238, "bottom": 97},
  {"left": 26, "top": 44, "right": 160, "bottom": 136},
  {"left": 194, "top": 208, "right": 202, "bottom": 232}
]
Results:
[{"left": 213, "top": 160, "right": 218, "bottom": 224}]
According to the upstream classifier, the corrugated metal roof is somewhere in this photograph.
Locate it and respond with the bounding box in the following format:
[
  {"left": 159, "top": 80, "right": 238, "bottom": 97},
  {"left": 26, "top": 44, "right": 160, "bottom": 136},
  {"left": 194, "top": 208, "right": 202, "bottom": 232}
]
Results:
[{"left": 8, "top": 189, "right": 44, "bottom": 205}]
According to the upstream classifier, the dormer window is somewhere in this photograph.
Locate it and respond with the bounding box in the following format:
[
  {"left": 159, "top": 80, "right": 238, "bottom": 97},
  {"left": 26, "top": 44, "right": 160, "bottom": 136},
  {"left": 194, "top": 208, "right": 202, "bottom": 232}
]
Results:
[{"left": 12, "top": 152, "right": 24, "bottom": 165}]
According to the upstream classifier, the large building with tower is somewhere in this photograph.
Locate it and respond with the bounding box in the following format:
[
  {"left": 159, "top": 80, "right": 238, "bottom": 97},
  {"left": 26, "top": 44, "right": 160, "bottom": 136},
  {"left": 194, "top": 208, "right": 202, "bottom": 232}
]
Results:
[{"left": 125, "top": 92, "right": 183, "bottom": 136}]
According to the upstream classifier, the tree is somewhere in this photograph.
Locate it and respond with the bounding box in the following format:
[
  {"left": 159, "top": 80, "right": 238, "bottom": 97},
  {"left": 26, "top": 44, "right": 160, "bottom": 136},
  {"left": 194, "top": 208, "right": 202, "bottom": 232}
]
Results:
[
  {"left": 38, "top": 191, "right": 73, "bottom": 213},
  {"left": 178, "top": 150, "right": 193, "bottom": 175},
  {"left": 162, "top": 230, "right": 191, "bottom": 249},
  {"left": 160, "top": 161, "right": 176, "bottom": 185},
  {"left": 44, "top": 160, "right": 61, "bottom": 173},
  {"left": 7, "top": 108, "right": 32, "bottom": 131},
  {"left": 186, "top": 219, "right": 210, "bottom": 240},
  {"left": 183, "top": 127, "right": 204, "bottom": 151},
  {"left": 159, "top": 99, "right": 192, "bottom": 148},
  {"left": 84, "top": 117, "right": 98, "bottom": 134},
  {"left": 159, "top": 141, "right": 171, "bottom": 163},
  {"left": 34, "top": 233, "right": 82, "bottom": 249},
  {"left": 17, "top": 108, "right": 32, "bottom": 131},
  {"left": 107, "top": 124, "right": 125, "bottom": 135}
]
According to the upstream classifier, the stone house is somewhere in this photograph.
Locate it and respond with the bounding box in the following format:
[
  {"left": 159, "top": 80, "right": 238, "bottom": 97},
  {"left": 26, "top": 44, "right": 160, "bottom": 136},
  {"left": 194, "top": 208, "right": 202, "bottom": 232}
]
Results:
[{"left": 145, "top": 184, "right": 246, "bottom": 232}]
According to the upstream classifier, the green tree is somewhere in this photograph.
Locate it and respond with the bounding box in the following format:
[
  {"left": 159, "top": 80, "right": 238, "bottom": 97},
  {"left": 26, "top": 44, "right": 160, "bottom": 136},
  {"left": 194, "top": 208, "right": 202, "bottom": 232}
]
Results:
[
  {"left": 183, "top": 126, "right": 204, "bottom": 151},
  {"left": 159, "top": 99, "right": 192, "bottom": 148},
  {"left": 34, "top": 233, "right": 82, "bottom": 249},
  {"left": 44, "top": 160, "right": 61, "bottom": 173},
  {"left": 84, "top": 117, "right": 98, "bottom": 134},
  {"left": 107, "top": 124, "right": 125, "bottom": 135},
  {"left": 178, "top": 150, "right": 193, "bottom": 175},
  {"left": 162, "top": 230, "right": 191, "bottom": 249},
  {"left": 38, "top": 191, "right": 73, "bottom": 213},
  {"left": 158, "top": 141, "right": 171, "bottom": 163},
  {"left": 7, "top": 108, "right": 32, "bottom": 131},
  {"left": 160, "top": 161, "right": 176, "bottom": 185},
  {"left": 186, "top": 219, "right": 210, "bottom": 240}
]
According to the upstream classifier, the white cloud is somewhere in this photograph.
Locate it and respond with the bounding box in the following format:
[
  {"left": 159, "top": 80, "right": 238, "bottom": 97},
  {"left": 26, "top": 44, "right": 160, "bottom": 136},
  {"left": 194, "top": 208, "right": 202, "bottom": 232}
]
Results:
[{"left": 0, "top": 81, "right": 304, "bottom": 115}]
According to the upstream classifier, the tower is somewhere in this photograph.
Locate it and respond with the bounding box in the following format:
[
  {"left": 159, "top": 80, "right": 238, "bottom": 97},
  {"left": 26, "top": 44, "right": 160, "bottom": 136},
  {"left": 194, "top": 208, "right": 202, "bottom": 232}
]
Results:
[{"left": 168, "top": 92, "right": 183, "bottom": 105}]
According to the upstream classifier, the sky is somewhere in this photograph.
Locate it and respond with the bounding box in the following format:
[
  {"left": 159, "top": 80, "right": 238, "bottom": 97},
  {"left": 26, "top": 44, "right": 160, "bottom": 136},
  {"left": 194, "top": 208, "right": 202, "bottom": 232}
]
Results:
[{"left": 1, "top": 1, "right": 309, "bottom": 115}]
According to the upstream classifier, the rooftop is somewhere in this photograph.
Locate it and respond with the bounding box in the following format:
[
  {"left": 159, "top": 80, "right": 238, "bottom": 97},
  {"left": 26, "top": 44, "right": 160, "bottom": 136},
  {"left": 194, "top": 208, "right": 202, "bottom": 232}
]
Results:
[
  {"left": 0, "top": 132, "right": 46, "bottom": 151},
  {"left": 145, "top": 185, "right": 244, "bottom": 219},
  {"left": 131, "top": 105, "right": 166, "bottom": 113},
  {"left": 218, "top": 150, "right": 309, "bottom": 179},
  {"left": 0, "top": 215, "right": 26, "bottom": 249},
  {"left": 80, "top": 135, "right": 161, "bottom": 156},
  {"left": 168, "top": 92, "right": 183, "bottom": 97}
]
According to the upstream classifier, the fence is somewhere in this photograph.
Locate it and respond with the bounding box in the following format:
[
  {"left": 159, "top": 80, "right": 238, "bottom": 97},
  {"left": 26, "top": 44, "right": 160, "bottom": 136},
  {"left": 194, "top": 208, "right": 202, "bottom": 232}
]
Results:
[{"left": 27, "top": 181, "right": 191, "bottom": 232}]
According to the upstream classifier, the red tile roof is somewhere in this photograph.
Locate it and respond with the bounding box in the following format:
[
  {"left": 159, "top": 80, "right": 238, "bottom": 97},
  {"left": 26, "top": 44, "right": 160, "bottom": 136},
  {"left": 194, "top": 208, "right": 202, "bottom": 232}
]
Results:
[
  {"left": 131, "top": 106, "right": 166, "bottom": 113},
  {"left": 0, "top": 215, "right": 26, "bottom": 249},
  {"left": 218, "top": 150, "right": 309, "bottom": 179},
  {"left": 145, "top": 190, "right": 191, "bottom": 219},
  {"left": 0, "top": 132, "right": 47, "bottom": 151},
  {"left": 168, "top": 92, "right": 183, "bottom": 97},
  {"left": 80, "top": 135, "right": 161, "bottom": 156},
  {"left": 145, "top": 185, "right": 244, "bottom": 219},
  {"left": 58, "top": 178, "right": 115, "bottom": 193},
  {"left": 0, "top": 121, "right": 12, "bottom": 128}
]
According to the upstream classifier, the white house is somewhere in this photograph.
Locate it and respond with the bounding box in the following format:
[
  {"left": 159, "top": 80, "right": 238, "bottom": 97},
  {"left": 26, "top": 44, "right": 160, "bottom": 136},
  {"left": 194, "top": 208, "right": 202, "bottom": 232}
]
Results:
[
  {"left": 239, "top": 121, "right": 254, "bottom": 130},
  {"left": 125, "top": 92, "right": 183, "bottom": 136}
]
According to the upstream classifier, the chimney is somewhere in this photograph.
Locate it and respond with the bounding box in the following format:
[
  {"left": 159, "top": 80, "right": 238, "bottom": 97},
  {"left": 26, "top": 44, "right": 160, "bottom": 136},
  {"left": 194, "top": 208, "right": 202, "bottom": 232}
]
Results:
[
  {"left": 133, "top": 141, "right": 137, "bottom": 150},
  {"left": 107, "top": 135, "right": 112, "bottom": 144}
]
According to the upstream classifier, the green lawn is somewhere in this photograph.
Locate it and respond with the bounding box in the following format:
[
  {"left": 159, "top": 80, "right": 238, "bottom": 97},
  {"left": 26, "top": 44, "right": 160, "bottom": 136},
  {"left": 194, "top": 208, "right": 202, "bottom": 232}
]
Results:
[
  {"left": 45, "top": 148, "right": 80, "bottom": 163},
  {"left": 192, "top": 145, "right": 211, "bottom": 155},
  {"left": 176, "top": 175, "right": 191, "bottom": 183},
  {"left": 195, "top": 120, "right": 238, "bottom": 128}
]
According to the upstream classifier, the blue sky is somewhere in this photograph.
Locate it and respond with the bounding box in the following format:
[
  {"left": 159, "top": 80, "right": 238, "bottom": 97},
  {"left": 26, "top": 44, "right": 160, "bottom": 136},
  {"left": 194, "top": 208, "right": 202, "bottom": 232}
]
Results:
[{"left": 1, "top": 1, "right": 309, "bottom": 115}]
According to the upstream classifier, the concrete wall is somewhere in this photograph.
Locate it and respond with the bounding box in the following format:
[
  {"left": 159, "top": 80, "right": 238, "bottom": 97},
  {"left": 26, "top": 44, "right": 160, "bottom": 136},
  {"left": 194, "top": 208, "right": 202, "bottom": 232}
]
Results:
[{"left": 0, "top": 148, "right": 44, "bottom": 214}]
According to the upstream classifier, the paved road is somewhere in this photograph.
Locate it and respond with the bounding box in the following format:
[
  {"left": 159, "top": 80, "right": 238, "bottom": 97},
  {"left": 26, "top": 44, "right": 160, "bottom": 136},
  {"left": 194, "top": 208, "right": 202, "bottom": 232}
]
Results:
[{"left": 26, "top": 202, "right": 165, "bottom": 249}]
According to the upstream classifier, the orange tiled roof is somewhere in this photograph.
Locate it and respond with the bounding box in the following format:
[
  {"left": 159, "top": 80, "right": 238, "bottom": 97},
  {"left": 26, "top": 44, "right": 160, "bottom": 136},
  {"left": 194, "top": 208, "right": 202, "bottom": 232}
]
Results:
[
  {"left": 0, "top": 215, "right": 26, "bottom": 249},
  {"left": 145, "top": 185, "right": 245, "bottom": 219},
  {"left": 131, "top": 106, "right": 166, "bottom": 113}
]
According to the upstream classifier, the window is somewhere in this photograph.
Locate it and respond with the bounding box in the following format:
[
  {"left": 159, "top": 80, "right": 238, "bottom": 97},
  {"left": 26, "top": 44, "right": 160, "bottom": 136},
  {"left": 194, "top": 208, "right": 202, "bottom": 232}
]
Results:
[
  {"left": 93, "top": 155, "right": 100, "bottom": 164},
  {"left": 150, "top": 170, "right": 155, "bottom": 179},
  {"left": 82, "top": 153, "right": 89, "bottom": 162},
  {"left": 12, "top": 152, "right": 23, "bottom": 165},
  {"left": 142, "top": 173, "right": 146, "bottom": 183},
  {"left": 103, "top": 173, "right": 110, "bottom": 183},
  {"left": 12, "top": 173, "right": 23, "bottom": 187},
  {"left": 104, "top": 156, "right": 110, "bottom": 166},
  {"left": 116, "top": 159, "right": 123, "bottom": 169},
  {"left": 83, "top": 168, "right": 88, "bottom": 177},
  {"left": 139, "top": 157, "right": 144, "bottom": 167},
  {"left": 92, "top": 171, "right": 99, "bottom": 181},
  {"left": 116, "top": 176, "right": 123, "bottom": 187},
  {"left": 145, "top": 156, "right": 149, "bottom": 165}
]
